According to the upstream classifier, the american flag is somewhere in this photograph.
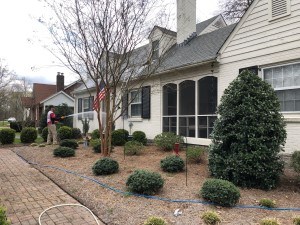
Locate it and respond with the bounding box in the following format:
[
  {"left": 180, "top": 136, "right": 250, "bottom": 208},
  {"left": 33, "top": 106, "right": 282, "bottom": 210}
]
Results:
[{"left": 93, "top": 87, "right": 106, "bottom": 111}]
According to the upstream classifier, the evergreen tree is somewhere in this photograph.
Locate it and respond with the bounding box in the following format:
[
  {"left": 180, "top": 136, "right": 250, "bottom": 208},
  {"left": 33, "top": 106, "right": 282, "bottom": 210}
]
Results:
[{"left": 209, "top": 70, "right": 286, "bottom": 190}]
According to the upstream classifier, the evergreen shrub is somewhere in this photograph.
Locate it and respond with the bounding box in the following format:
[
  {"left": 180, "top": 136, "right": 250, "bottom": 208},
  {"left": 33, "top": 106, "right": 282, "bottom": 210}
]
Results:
[
  {"left": 260, "top": 218, "right": 280, "bottom": 225},
  {"left": 291, "top": 151, "right": 300, "bottom": 174},
  {"left": 143, "top": 216, "right": 167, "bottom": 225},
  {"left": 124, "top": 141, "right": 144, "bottom": 155},
  {"left": 41, "top": 127, "right": 48, "bottom": 142},
  {"left": 90, "top": 139, "right": 101, "bottom": 153},
  {"left": 200, "top": 178, "right": 240, "bottom": 207},
  {"left": 57, "top": 126, "right": 72, "bottom": 140},
  {"left": 59, "top": 139, "right": 78, "bottom": 149},
  {"left": 186, "top": 146, "right": 205, "bottom": 163},
  {"left": 53, "top": 146, "right": 75, "bottom": 157},
  {"left": 9, "top": 121, "right": 22, "bottom": 132},
  {"left": 209, "top": 70, "right": 286, "bottom": 190},
  {"left": 92, "top": 158, "right": 119, "bottom": 175},
  {"left": 160, "top": 155, "right": 184, "bottom": 173},
  {"left": 201, "top": 211, "right": 221, "bottom": 225},
  {"left": 126, "top": 169, "right": 164, "bottom": 195},
  {"left": 91, "top": 129, "right": 100, "bottom": 139},
  {"left": 259, "top": 198, "right": 276, "bottom": 208},
  {"left": 154, "top": 132, "right": 183, "bottom": 151},
  {"left": 112, "top": 129, "right": 129, "bottom": 146},
  {"left": 0, "top": 128, "right": 15, "bottom": 144},
  {"left": 0, "top": 206, "right": 10, "bottom": 225},
  {"left": 71, "top": 128, "right": 82, "bottom": 139},
  {"left": 20, "top": 127, "right": 37, "bottom": 143},
  {"left": 132, "top": 131, "right": 147, "bottom": 145},
  {"left": 293, "top": 217, "right": 300, "bottom": 225}
]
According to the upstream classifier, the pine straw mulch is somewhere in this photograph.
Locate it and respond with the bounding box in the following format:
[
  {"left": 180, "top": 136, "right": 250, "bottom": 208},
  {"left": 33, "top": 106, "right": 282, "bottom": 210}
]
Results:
[{"left": 12, "top": 144, "right": 300, "bottom": 225}]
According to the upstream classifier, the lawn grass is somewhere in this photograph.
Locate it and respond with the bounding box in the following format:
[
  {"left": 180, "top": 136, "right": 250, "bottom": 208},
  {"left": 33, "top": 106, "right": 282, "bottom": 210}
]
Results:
[{"left": 0, "top": 121, "right": 10, "bottom": 129}]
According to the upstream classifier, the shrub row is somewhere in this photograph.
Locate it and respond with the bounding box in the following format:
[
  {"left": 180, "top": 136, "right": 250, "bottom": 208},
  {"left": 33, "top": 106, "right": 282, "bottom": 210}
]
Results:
[{"left": 42, "top": 127, "right": 82, "bottom": 142}]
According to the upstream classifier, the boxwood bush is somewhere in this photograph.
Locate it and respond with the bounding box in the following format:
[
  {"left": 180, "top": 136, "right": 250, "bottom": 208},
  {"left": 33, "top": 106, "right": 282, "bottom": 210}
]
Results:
[
  {"left": 143, "top": 216, "right": 167, "bottom": 225},
  {"left": 291, "top": 151, "right": 300, "bottom": 174},
  {"left": 132, "top": 131, "right": 147, "bottom": 145},
  {"left": 112, "top": 129, "right": 129, "bottom": 146},
  {"left": 41, "top": 127, "right": 48, "bottom": 142},
  {"left": 90, "top": 139, "right": 101, "bottom": 153},
  {"left": 0, "top": 206, "right": 10, "bottom": 225},
  {"left": 71, "top": 128, "right": 82, "bottom": 139},
  {"left": 91, "top": 129, "right": 100, "bottom": 139},
  {"left": 20, "top": 127, "right": 37, "bottom": 143},
  {"left": 200, "top": 178, "right": 240, "bottom": 207},
  {"left": 124, "top": 141, "right": 144, "bottom": 155},
  {"left": 154, "top": 132, "right": 183, "bottom": 151},
  {"left": 126, "top": 169, "right": 164, "bottom": 195},
  {"left": 53, "top": 146, "right": 75, "bottom": 158},
  {"left": 201, "top": 211, "right": 221, "bottom": 225},
  {"left": 59, "top": 139, "right": 78, "bottom": 149},
  {"left": 186, "top": 146, "right": 205, "bottom": 163},
  {"left": 9, "top": 121, "right": 22, "bottom": 132},
  {"left": 57, "top": 126, "right": 72, "bottom": 140},
  {"left": 92, "top": 158, "right": 119, "bottom": 175},
  {"left": 160, "top": 155, "right": 184, "bottom": 173},
  {"left": 0, "top": 128, "right": 15, "bottom": 144}
]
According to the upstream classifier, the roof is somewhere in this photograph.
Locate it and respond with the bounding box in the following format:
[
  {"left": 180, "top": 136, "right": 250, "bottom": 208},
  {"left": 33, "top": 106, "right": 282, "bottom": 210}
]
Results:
[
  {"left": 21, "top": 97, "right": 34, "bottom": 107},
  {"left": 40, "top": 90, "right": 74, "bottom": 104},
  {"left": 156, "top": 23, "right": 237, "bottom": 72},
  {"left": 151, "top": 26, "right": 177, "bottom": 37},
  {"left": 196, "top": 15, "right": 220, "bottom": 34},
  {"left": 33, "top": 83, "right": 57, "bottom": 104}
]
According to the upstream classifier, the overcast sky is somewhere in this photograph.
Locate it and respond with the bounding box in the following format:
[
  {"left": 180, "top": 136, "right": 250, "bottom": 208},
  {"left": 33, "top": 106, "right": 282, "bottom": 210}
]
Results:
[{"left": 0, "top": 0, "right": 220, "bottom": 85}]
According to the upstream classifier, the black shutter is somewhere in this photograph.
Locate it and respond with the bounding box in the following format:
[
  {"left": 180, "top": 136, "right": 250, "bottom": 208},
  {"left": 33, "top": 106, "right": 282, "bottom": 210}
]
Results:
[
  {"left": 78, "top": 98, "right": 82, "bottom": 120},
  {"left": 142, "top": 86, "right": 151, "bottom": 119},
  {"left": 89, "top": 96, "right": 94, "bottom": 120},
  {"left": 239, "top": 66, "right": 258, "bottom": 75},
  {"left": 122, "top": 93, "right": 128, "bottom": 118}
]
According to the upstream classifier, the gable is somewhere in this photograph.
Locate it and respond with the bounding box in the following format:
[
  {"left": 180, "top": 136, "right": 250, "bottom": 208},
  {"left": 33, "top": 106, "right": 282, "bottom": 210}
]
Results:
[{"left": 219, "top": 0, "right": 300, "bottom": 64}]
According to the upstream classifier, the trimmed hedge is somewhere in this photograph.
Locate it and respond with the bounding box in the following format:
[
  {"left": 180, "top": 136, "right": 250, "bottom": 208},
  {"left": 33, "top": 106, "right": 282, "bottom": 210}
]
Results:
[
  {"left": 112, "top": 129, "right": 129, "bottom": 146},
  {"left": 9, "top": 121, "right": 22, "bottom": 132},
  {"left": 59, "top": 139, "right": 79, "bottom": 149},
  {"left": 91, "top": 129, "right": 100, "bottom": 139},
  {"left": 124, "top": 141, "right": 144, "bottom": 155},
  {"left": 92, "top": 158, "right": 119, "bottom": 175},
  {"left": 160, "top": 155, "right": 184, "bottom": 173},
  {"left": 71, "top": 128, "right": 82, "bottom": 139},
  {"left": 20, "top": 127, "right": 37, "bottom": 143},
  {"left": 41, "top": 127, "right": 48, "bottom": 142},
  {"left": 200, "top": 179, "right": 240, "bottom": 207},
  {"left": 90, "top": 139, "right": 101, "bottom": 153},
  {"left": 53, "top": 146, "right": 75, "bottom": 158},
  {"left": 57, "top": 126, "right": 72, "bottom": 140},
  {"left": 126, "top": 169, "right": 164, "bottom": 195},
  {"left": 154, "top": 132, "right": 183, "bottom": 151},
  {"left": 0, "top": 128, "right": 15, "bottom": 144},
  {"left": 132, "top": 131, "right": 147, "bottom": 145}
]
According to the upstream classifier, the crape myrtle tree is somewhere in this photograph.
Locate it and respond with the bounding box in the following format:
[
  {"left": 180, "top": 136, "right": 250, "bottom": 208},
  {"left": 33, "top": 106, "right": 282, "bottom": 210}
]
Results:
[
  {"left": 40, "top": 0, "right": 171, "bottom": 156},
  {"left": 209, "top": 70, "right": 286, "bottom": 190},
  {"left": 219, "top": 0, "right": 254, "bottom": 22}
]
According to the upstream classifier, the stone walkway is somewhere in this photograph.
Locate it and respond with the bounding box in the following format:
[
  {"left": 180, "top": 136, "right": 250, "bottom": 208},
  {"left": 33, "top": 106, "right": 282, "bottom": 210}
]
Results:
[{"left": 0, "top": 148, "right": 104, "bottom": 225}]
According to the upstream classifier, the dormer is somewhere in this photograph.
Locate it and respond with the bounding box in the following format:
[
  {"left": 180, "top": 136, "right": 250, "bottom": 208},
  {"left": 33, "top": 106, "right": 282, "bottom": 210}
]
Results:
[
  {"left": 198, "top": 15, "right": 227, "bottom": 36},
  {"left": 148, "top": 26, "right": 177, "bottom": 60}
]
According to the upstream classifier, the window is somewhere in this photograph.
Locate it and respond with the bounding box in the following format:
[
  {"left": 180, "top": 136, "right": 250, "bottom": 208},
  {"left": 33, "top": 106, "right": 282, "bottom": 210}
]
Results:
[
  {"left": 269, "top": 0, "right": 291, "bottom": 20},
  {"left": 77, "top": 96, "right": 94, "bottom": 120},
  {"left": 179, "top": 80, "right": 195, "bottom": 137},
  {"left": 163, "top": 84, "right": 177, "bottom": 133},
  {"left": 152, "top": 40, "right": 159, "bottom": 60},
  {"left": 198, "top": 76, "right": 217, "bottom": 138},
  {"left": 130, "top": 90, "right": 142, "bottom": 117},
  {"left": 263, "top": 62, "right": 300, "bottom": 112}
]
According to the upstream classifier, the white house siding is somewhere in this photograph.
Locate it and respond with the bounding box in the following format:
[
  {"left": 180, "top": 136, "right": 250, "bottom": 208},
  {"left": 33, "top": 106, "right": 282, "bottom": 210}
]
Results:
[
  {"left": 219, "top": 0, "right": 300, "bottom": 154},
  {"left": 115, "top": 63, "right": 219, "bottom": 145},
  {"left": 43, "top": 94, "right": 74, "bottom": 109}
]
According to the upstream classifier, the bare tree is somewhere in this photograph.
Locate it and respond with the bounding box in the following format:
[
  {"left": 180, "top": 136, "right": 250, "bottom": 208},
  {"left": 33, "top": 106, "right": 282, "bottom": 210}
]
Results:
[
  {"left": 219, "top": 0, "right": 254, "bottom": 22},
  {"left": 40, "top": 0, "right": 171, "bottom": 156}
]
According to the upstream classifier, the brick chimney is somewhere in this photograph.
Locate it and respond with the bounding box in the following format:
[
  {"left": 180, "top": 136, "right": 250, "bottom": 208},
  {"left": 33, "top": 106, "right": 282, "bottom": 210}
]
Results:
[
  {"left": 177, "top": 0, "right": 196, "bottom": 45},
  {"left": 56, "top": 72, "right": 64, "bottom": 92}
]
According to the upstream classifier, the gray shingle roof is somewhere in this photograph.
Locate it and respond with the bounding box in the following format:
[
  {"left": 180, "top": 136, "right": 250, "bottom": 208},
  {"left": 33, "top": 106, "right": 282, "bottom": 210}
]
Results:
[
  {"left": 157, "top": 23, "right": 236, "bottom": 72},
  {"left": 196, "top": 15, "right": 220, "bottom": 34}
]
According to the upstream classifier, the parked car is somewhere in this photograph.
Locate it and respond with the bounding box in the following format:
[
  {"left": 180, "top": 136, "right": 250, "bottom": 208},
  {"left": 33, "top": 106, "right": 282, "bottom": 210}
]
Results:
[{"left": 7, "top": 117, "right": 16, "bottom": 122}]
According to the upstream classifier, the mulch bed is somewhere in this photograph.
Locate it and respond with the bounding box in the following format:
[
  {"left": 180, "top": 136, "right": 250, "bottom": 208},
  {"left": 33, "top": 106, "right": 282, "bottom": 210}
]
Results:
[{"left": 13, "top": 144, "right": 300, "bottom": 225}]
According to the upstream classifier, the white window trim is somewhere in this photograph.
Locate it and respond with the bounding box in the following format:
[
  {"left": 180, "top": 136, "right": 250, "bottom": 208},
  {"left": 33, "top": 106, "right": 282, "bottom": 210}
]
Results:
[
  {"left": 129, "top": 89, "right": 142, "bottom": 118},
  {"left": 262, "top": 61, "right": 300, "bottom": 113},
  {"left": 268, "top": 0, "right": 291, "bottom": 21}
]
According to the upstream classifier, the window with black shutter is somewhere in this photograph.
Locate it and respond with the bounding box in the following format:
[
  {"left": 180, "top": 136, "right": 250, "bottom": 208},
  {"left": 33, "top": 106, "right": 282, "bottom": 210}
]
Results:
[
  {"left": 142, "top": 86, "right": 151, "bottom": 119},
  {"left": 122, "top": 93, "right": 128, "bottom": 118},
  {"left": 78, "top": 98, "right": 82, "bottom": 120}
]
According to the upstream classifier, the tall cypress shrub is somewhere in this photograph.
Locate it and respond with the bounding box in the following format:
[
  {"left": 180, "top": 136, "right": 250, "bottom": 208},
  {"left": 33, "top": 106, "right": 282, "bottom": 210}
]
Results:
[{"left": 209, "top": 70, "right": 286, "bottom": 190}]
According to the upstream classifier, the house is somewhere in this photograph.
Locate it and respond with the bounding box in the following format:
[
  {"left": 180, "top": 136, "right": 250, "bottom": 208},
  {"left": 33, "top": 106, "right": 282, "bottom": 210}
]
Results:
[
  {"left": 73, "top": 0, "right": 300, "bottom": 154},
  {"left": 22, "top": 72, "right": 82, "bottom": 125}
]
